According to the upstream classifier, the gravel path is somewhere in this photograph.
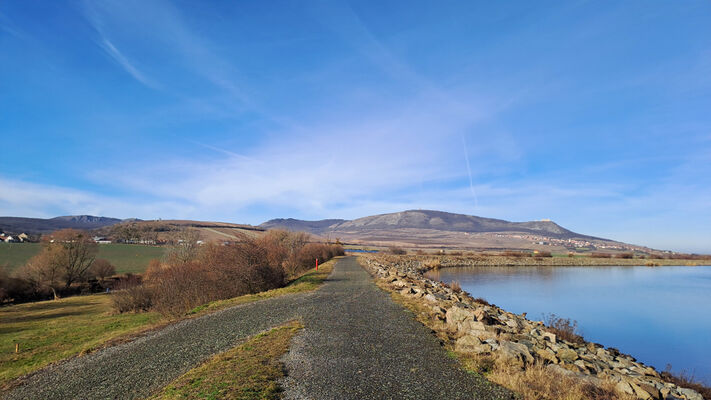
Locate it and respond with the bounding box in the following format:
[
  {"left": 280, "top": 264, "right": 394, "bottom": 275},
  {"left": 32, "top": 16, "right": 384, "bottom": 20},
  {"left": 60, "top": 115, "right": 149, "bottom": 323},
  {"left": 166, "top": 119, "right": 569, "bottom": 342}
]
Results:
[
  {"left": 3, "top": 257, "right": 513, "bottom": 400},
  {"left": 2, "top": 293, "right": 314, "bottom": 400},
  {"left": 280, "top": 257, "right": 514, "bottom": 400}
]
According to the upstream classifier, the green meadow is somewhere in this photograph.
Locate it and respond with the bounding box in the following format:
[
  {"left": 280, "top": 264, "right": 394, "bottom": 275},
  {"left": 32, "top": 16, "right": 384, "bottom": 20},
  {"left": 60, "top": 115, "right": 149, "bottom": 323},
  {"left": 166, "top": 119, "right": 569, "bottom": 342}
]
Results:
[{"left": 0, "top": 243, "right": 165, "bottom": 274}]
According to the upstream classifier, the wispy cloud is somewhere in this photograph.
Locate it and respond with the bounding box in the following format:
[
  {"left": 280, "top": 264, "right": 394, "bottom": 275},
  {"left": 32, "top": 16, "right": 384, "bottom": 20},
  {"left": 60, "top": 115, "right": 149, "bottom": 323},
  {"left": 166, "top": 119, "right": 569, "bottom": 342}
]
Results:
[
  {"left": 0, "top": 177, "right": 192, "bottom": 220},
  {"left": 98, "top": 38, "right": 158, "bottom": 89}
]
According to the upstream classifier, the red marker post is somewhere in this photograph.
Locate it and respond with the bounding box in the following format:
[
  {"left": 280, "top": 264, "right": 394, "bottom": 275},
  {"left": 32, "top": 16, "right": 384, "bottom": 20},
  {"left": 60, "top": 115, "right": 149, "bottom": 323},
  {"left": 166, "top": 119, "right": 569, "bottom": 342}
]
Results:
[{"left": 316, "top": 258, "right": 319, "bottom": 271}]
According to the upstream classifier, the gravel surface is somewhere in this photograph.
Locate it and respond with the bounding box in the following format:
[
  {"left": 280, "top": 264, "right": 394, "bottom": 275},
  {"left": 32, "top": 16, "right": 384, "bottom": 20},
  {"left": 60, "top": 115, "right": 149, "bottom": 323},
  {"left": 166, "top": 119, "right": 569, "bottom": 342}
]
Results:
[
  {"left": 2, "top": 293, "right": 314, "bottom": 400},
  {"left": 3, "top": 257, "right": 513, "bottom": 400},
  {"left": 281, "top": 257, "right": 514, "bottom": 400}
]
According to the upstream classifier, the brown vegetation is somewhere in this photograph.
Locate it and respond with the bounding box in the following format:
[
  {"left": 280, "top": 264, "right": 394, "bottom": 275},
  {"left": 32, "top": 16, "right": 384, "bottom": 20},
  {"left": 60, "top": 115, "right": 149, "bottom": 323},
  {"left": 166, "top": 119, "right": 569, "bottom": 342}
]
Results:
[
  {"left": 449, "top": 280, "right": 462, "bottom": 292},
  {"left": 15, "top": 229, "right": 98, "bottom": 299},
  {"left": 485, "top": 360, "right": 634, "bottom": 400},
  {"left": 590, "top": 252, "right": 612, "bottom": 258},
  {"left": 89, "top": 259, "right": 116, "bottom": 281},
  {"left": 661, "top": 366, "right": 711, "bottom": 399},
  {"left": 112, "top": 229, "right": 344, "bottom": 317},
  {"left": 544, "top": 313, "right": 585, "bottom": 344},
  {"left": 388, "top": 246, "right": 407, "bottom": 255},
  {"left": 503, "top": 251, "right": 530, "bottom": 257},
  {"left": 110, "top": 276, "right": 153, "bottom": 313}
]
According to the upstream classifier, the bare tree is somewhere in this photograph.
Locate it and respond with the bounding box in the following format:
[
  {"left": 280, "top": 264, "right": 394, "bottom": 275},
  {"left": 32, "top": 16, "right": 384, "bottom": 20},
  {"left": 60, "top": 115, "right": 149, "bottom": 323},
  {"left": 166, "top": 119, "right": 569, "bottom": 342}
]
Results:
[
  {"left": 163, "top": 228, "right": 201, "bottom": 265},
  {"left": 18, "top": 229, "right": 98, "bottom": 298},
  {"left": 49, "top": 229, "right": 99, "bottom": 288},
  {"left": 89, "top": 258, "right": 116, "bottom": 282},
  {"left": 18, "top": 249, "right": 64, "bottom": 299}
]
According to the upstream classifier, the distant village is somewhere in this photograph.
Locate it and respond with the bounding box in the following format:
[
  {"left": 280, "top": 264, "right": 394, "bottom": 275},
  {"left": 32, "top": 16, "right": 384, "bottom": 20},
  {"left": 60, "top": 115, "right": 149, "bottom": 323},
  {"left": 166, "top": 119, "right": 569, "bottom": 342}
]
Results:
[{"left": 0, "top": 232, "right": 30, "bottom": 243}]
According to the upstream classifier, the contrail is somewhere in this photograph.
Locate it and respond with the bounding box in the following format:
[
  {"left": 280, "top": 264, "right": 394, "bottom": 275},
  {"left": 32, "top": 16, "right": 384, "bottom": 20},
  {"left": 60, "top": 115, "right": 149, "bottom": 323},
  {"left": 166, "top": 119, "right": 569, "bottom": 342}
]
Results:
[{"left": 461, "top": 134, "right": 479, "bottom": 209}]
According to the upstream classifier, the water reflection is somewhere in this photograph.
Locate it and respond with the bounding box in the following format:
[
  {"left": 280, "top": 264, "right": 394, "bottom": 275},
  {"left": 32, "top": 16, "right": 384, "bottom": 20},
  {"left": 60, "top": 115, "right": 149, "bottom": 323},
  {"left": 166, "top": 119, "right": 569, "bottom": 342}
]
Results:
[{"left": 433, "top": 265, "right": 711, "bottom": 384}]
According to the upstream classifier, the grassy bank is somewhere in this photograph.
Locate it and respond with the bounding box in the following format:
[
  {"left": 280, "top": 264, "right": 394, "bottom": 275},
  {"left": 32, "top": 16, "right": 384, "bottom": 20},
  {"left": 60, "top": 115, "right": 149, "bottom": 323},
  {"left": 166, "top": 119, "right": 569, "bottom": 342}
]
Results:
[
  {"left": 0, "top": 258, "right": 337, "bottom": 388},
  {"left": 0, "top": 243, "right": 165, "bottom": 274},
  {"left": 149, "top": 321, "right": 303, "bottom": 400},
  {"left": 0, "top": 294, "right": 162, "bottom": 386}
]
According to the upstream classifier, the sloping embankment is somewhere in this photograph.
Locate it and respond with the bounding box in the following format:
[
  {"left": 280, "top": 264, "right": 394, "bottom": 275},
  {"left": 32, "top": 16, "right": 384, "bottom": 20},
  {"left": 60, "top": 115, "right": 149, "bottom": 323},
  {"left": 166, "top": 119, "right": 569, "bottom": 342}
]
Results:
[{"left": 360, "top": 254, "right": 704, "bottom": 400}]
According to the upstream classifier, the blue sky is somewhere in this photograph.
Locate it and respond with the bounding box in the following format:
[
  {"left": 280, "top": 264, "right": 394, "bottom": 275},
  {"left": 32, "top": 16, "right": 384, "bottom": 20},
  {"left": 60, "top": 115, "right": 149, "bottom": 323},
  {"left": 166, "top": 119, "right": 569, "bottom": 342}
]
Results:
[{"left": 1, "top": 1, "right": 710, "bottom": 252}]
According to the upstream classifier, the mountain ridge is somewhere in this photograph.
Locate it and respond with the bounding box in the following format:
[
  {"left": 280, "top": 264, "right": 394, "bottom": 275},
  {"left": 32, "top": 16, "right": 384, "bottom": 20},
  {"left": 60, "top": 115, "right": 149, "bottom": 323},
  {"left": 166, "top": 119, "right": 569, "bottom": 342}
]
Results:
[
  {"left": 260, "top": 209, "right": 603, "bottom": 241},
  {"left": 0, "top": 215, "right": 126, "bottom": 235}
]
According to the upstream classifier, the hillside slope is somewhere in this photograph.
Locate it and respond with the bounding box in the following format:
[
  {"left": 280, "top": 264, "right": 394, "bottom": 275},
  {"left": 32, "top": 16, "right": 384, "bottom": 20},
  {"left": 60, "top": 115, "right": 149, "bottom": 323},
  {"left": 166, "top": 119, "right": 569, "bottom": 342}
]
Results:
[
  {"left": 261, "top": 210, "right": 597, "bottom": 240},
  {"left": 0, "top": 215, "right": 123, "bottom": 234}
]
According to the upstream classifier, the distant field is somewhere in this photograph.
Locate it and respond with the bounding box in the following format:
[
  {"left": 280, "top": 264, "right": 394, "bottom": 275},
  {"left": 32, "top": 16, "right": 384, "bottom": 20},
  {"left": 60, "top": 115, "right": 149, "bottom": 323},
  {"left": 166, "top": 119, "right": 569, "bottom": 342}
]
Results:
[{"left": 0, "top": 243, "right": 164, "bottom": 274}]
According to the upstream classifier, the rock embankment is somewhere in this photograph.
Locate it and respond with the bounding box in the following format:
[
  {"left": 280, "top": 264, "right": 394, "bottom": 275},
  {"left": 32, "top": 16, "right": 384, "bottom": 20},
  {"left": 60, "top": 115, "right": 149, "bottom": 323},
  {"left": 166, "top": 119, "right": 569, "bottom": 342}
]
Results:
[
  {"left": 388, "top": 254, "right": 704, "bottom": 268},
  {"left": 360, "top": 255, "right": 704, "bottom": 400}
]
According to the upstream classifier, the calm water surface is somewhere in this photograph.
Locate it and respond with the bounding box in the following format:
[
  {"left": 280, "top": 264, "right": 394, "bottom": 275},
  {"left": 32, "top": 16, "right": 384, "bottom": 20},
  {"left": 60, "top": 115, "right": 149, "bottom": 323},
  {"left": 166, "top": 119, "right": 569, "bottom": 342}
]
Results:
[{"left": 431, "top": 265, "right": 711, "bottom": 384}]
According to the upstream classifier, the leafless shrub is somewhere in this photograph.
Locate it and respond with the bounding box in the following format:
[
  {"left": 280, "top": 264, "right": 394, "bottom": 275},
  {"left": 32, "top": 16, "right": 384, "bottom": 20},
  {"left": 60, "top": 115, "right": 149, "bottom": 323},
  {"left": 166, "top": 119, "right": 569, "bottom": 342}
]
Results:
[
  {"left": 614, "top": 252, "right": 634, "bottom": 259},
  {"left": 388, "top": 246, "right": 407, "bottom": 255},
  {"left": 591, "top": 252, "right": 612, "bottom": 258},
  {"left": 162, "top": 228, "right": 202, "bottom": 265},
  {"left": 473, "top": 297, "right": 490, "bottom": 306},
  {"left": 544, "top": 313, "right": 584, "bottom": 344},
  {"left": 533, "top": 251, "right": 552, "bottom": 258},
  {"left": 422, "top": 258, "right": 442, "bottom": 270},
  {"left": 89, "top": 259, "right": 116, "bottom": 281},
  {"left": 450, "top": 280, "right": 462, "bottom": 293},
  {"left": 661, "top": 365, "right": 711, "bottom": 399},
  {"left": 503, "top": 251, "right": 528, "bottom": 258},
  {"left": 111, "top": 276, "right": 153, "bottom": 313}
]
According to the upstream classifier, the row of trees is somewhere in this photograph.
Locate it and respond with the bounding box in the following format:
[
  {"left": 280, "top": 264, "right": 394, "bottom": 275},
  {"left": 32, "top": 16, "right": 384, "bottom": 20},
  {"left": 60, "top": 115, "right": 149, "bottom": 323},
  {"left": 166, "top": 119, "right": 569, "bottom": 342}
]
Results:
[
  {"left": 0, "top": 229, "right": 115, "bottom": 303},
  {"left": 113, "top": 229, "right": 344, "bottom": 317}
]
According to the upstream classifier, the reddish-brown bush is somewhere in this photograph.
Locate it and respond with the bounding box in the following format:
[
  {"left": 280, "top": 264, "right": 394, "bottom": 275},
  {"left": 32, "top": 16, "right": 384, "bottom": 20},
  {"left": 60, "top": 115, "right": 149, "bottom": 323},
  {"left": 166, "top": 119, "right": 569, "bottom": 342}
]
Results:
[
  {"left": 614, "top": 252, "right": 634, "bottom": 259},
  {"left": 503, "top": 251, "right": 528, "bottom": 258},
  {"left": 591, "top": 252, "right": 612, "bottom": 258},
  {"left": 450, "top": 280, "right": 462, "bottom": 292},
  {"left": 111, "top": 276, "right": 153, "bottom": 313},
  {"left": 388, "top": 246, "right": 407, "bottom": 255},
  {"left": 89, "top": 259, "right": 116, "bottom": 281},
  {"left": 113, "top": 230, "right": 342, "bottom": 317},
  {"left": 534, "top": 251, "right": 552, "bottom": 258},
  {"left": 544, "top": 313, "right": 585, "bottom": 344}
]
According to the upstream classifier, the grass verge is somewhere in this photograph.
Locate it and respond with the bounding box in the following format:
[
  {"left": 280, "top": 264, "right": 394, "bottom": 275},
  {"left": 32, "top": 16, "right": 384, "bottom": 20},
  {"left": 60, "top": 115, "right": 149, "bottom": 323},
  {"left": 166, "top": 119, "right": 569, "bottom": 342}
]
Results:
[
  {"left": 0, "top": 257, "right": 338, "bottom": 389},
  {"left": 149, "top": 321, "right": 303, "bottom": 400},
  {"left": 0, "top": 294, "right": 162, "bottom": 387}
]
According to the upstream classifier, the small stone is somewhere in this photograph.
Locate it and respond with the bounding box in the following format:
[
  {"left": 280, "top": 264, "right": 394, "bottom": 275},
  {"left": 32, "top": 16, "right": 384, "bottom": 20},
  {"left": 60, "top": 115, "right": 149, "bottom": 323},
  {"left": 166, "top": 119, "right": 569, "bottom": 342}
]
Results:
[
  {"left": 677, "top": 388, "right": 703, "bottom": 400},
  {"left": 616, "top": 381, "right": 635, "bottom": 395},
  {"left": 497, "top": 341, "right": 534, "bottom": 368},
  {"left": 446, "top": 306, "right": 472, "bottom": 327},
  {"left": 543, "top": 331, "right": 557, "bottom": 343},
  {"left": 638, "top": 383, "right": 661, "bottom": 400},
  {"left": 459, "top": 319, "right": 486, "bottom": 333},
  {"left": 630, "top": 382, "right": 653, "bottom": 400},
  {"left": 557, "top": 348, "right": 579, "bottom": 363},
  {"left": 535, "top": 348, "right": 558, "bottom": 364},
  {"left": 455, "top": 335, "right": 492, "bottom": 354}
]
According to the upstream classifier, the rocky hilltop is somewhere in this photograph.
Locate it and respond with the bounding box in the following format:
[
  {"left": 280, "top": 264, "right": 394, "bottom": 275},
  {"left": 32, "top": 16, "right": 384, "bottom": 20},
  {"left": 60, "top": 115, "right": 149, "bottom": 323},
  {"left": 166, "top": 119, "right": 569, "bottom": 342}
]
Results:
[
  {"left": 262, "top": 210, "right": 596, "bottom": 239},
  {"left": 260, "top": 210, "right": 627, "bottom": 251}
]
